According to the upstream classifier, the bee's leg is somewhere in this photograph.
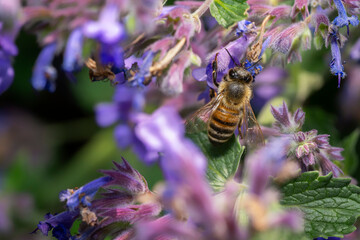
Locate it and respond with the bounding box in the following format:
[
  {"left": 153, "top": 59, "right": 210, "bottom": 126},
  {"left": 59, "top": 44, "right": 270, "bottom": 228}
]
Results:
[
  {"left": 238, "top": 119, "right": 244, "bottom": 139},
  {"left": 212, "top": 53, "right": 219, "bottom": 88},
  {"left": 209, "top": 88, "right": 217, "bottom": 99}
]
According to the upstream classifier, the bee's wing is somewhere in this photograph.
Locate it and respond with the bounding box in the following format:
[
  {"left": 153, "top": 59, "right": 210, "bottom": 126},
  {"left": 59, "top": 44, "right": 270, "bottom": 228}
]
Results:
[
  {"left": 240, "top": 101, "right": 265, "bottom": 147},
  {"left": 185, "top": 94, "right": 224, "bottom": 133}
]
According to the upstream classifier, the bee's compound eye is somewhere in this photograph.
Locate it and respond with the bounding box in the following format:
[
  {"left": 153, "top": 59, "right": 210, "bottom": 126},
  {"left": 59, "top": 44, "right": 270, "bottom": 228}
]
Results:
[
  {"left": 229, "top": 69, "right": 237, "bottom": 79},
  {"left": 244, "top": 74, "right": 252, "bottom": 83}
]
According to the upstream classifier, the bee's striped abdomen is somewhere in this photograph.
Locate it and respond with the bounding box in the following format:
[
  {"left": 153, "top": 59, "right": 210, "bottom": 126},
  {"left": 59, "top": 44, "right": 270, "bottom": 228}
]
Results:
[{"left": 208, "top": 102, "right": 241, "bottom": 144}]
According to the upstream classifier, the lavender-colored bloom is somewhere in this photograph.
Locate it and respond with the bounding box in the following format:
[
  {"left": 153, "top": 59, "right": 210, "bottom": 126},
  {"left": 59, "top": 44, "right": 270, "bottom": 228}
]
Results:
[
  {"left": 59, "top": 176, "right": 112, "bottom": 211},
  {"left": 62, "top": 28, "right": 83, "bottom": 72},
  {"left": 290, "top": 0, "right": 309, "bottom": 19},
  {"left": 31, "top": 42, "right": 58, "bottom": 92},
  {"left": 34, "top": 211, "right": 79, "bottom": 238},
  {"left": 328, "top": 25, "right": 346, "bottom": 88},
  {"left": 160, "top": 50, "right": 191, "bottom": 95},
  {"left": 247, "top": 137, "right": 291, "bottom": 196},
  {"left": 134, "top": 106, "right": 207, "bottom": 175},
  {"left": 130, "top": 51, "right": 154, "bottom": 87},
  {"left": 252, "top": 67, "right": 287, "bottom": 111},
  {"left": 350, "top": 38, "right": 360, "bottom": 61},
  {"left": 271, "top": 101, "right": 305, "bottom": 134},
  {"left": 0, "top": 53, "right": 14, "bottom": 94},
  {"left": 83, "top": 4, "right": 126, "bottom": 45},
  {"left": 135, "top": 215, "right": 201, "bottom": 240},
  {"left": 270, "top": 21, "right": 311, "bottom": 61},
  {"left": 236, "top": 20, "right": 254, "bottom": 36},
  {"left": 95, "top": 85, "right": 145, "bottom": 127},
  {"left": 332, "top": 0, "right": 359, "bottom": 31},
  {"left": 193, "top": 21, "right": 257, "bottom": 89},
  {"left": 271, "top": 102, "right": 344, "bottom": 177}
]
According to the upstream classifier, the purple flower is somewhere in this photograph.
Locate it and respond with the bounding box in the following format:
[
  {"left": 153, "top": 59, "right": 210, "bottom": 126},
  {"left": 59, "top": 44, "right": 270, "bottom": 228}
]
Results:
[
  {"left": 193, "top": 22, "right": 257, "bottom": 89},
  {"left": 291, "top": 0, "right": 309, "bottom": 19},
  {"left": 31, "top": 42, "right": 58, "bottom": 92},
  {"left": 59, "top": 176, "right": 112, "bottom": 211},
  {"left": 160, "top": 50, "right": 191, "bottom": 95},
  {"left": 252, "top": 67, "right": 287, "bottom": 110},
  {"left": 328, "top": 25, "right": 346, "bottom": 88},
  {"left": 350, "top": 38, "right": 360, "bottom": 61},
  {"left": 34, "top": 211, "right": 79, "bottom": 239},
  {"left": 332, "top": 0, "right": 359, "bottom": 32},
  {"left": 271, "top": 101, "right": 305, "bottom": 134},
  {"left": 0, "top": 53, "right": 14, "bottom": 94},
  {"left": 62, "top": 28, "right": 83, "bottom": 72},
  {"left": 95, "top": 85, "right": 144, "bottom": 127},
  {"left": 83, "top": 4, "right": 126, "bottom": 45},
  {"left": 130, "top": 51, "right": 154, "bottom": 87},
  {"left": 271, "top": 102, "right": 344, "bottom": 177},
  {"left": 134, "top": 106, "right": 206, "bottom": 174},
  {"left": 247, "top": 137, "right": 291, "bottom": 195},
  {"left": 270, "top": 21, "right": 311, "bottom": 62}
]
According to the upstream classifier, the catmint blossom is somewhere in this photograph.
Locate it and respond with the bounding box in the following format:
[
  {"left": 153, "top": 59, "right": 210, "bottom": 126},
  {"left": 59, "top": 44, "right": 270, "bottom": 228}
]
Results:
[
  {"left": 31, "top": 42, "right": 58, "bottom": 92},
  {"left": 35, "top": 159, "right": 160, "bottom": 240},
  {"left": 271, "top": 102, "right": 344, "bottom": 177}
]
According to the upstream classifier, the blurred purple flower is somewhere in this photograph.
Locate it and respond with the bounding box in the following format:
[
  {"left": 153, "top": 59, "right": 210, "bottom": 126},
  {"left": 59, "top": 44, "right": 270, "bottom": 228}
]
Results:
[
  {"left": 135, "top": 215, "right": 201, "bottom": 240},
  {"left": 160, "top": 50, "right": 191, "bottom": 95},
  {"left": 343, "top": 0, "right": 360, "bottom": 16},
  {"left": 31, "top": 42, "right": 58, "bottom": 92},
  {"left": 134, "top": 106, "right": 207, "bottom": 176},
  {"left": 350, "top": 38, "right": 360, "bottom": 61},
  {"left": 270, "top": 21, "right": 311, "bottom": 62},
  {"left": 130, "top": 51, "right": 154, "bottom": 87},
  {"left": 0, "top": 53, "right": 14, "bottom": 94},
  {"left": 247, "top": 137, "right": 291, "bottom": 196},
  {"left": 95, "top": 85, "right": 144, "bottom": 127},
  {"left": 62, "top": 28, "right": 83, "bottom": 72},
  {"left": 83, "top": 4, "right": 126, "bottom": 45},
  {"left": 252, "top": 67, "right": 287, "bottom": 111},
  {"left": 290, "top": 0, "right": 309, "bottom": 19}
]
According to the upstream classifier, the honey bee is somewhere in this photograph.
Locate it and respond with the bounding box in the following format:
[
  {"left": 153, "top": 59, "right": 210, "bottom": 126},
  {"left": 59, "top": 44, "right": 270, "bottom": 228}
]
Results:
[{"left": 187, "top": 51, "right": 264, "bottom": 146}]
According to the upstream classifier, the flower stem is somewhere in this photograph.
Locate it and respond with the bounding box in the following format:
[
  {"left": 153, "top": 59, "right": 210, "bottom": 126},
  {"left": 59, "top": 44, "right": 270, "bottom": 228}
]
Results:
[{"left": 191, "top": 0, "right": 214, "bottom": 18}]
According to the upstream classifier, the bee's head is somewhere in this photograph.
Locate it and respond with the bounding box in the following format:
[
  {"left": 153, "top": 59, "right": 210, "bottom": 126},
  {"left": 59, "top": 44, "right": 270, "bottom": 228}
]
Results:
[{"left": 228, "top": 67, "right": 253, "bottom": 84}]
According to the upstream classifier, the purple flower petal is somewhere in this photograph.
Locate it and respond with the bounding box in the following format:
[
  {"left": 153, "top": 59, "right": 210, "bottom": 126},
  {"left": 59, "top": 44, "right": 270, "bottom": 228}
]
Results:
[
  {"left": 160, "top": 50, "right": 191, "bottom": 95},
  {"left": 95, "top": 103, "right": 120, "bottom": 127},
  {"left": 83, "top": 4, "right": 126, "bottom": 45},
  {"left": 0, "top": 54, "right": 14, "bottom": 94},
  {"left": 114, "top": 124, "right": 133, "bottom": 149},
  {"left": 59, "top": 176, "right": 112, "bottom": 211},
  {"left": 31, "top": 42, "right": 57, "bottom": 92},
  {"left": 62, "top": 28, "right": 83, "bottom": 72}
]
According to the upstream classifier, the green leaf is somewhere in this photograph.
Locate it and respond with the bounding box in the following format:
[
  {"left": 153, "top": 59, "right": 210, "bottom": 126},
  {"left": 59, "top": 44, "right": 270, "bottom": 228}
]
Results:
[
  {"left": 280, "top": 171, "right": 360, "bottom": 239},
  {"left": 186, "top": 118, "right": 245, "bottom": 192},
  {"left": 209, "top": 0, "right": 249, "bottom": 28},
  {"left": 342, "top": 129, "right": 360, "bottom": 175}
]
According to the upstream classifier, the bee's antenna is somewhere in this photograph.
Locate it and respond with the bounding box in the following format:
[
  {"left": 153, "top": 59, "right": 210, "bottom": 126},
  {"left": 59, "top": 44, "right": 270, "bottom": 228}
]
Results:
[
  {"left": 224, "top": 48, "right": 240, "bottom": 67},
  {"left": 245, "top": 58, "right": 262, "bottom": 70}
]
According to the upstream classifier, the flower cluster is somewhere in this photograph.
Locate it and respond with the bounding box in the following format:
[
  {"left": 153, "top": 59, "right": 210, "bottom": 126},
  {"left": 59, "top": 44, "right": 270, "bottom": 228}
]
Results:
[
  {"left": 35, "top": 107, "right": 305, "bottom": 240},
  {"left": 270, "top": 102, "right": 344, "bottom": 177},
  {"left": 34, "top": 158, "right": 161, "bottom": 240}
]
